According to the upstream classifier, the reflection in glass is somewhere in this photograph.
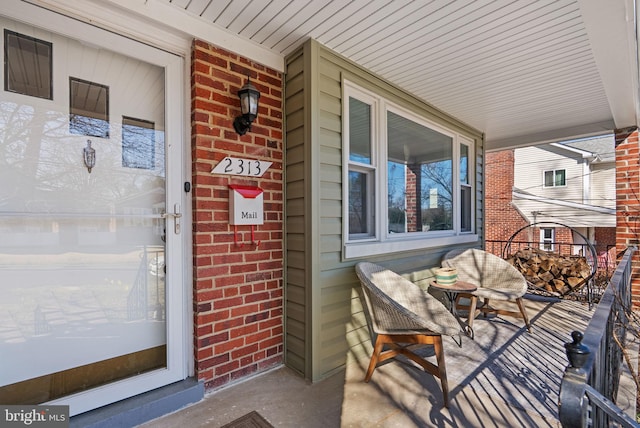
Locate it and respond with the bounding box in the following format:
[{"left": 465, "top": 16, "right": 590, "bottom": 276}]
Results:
[
  {"left": 387, "top": 111, "right": 453, "bottom": 233},
  {"left": 4, "top": 30, "right": 52, "bottom": 100},
  {"left": 122, "top": 116, "right": 155, "bottom": 169},
  {"left": 460, "top": 144, "right": 472, "bottom": 232},
  {"left": 348, "top": 170, "right": 373, "bottom": 236},
  {"left": 349, "top": 97, "right": 371, "bottom": 164},
  {"left": 460, "top": 144, "right": 469, "bottom": 185},
  {"left": 69, "top": 77, "right": 109, "bottom": 138},
  {"left": 0, "top": 34, "right": 166, "bottom": 402}
]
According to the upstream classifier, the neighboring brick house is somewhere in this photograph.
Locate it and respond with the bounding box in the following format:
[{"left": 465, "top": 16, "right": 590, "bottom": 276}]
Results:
[
  {"left": 485, "top": 150, "right": 529, "bottom": 255},
  {"left": 486, "top": 135, "right": 617, "bottom": 267}
]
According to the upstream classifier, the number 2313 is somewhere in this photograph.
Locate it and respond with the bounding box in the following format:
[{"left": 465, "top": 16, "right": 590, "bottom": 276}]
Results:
[{"left": 211, "top": 157, "right": 272, "bottom": 177}]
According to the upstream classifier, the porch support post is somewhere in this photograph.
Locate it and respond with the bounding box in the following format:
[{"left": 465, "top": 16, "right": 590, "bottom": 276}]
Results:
[{"left": 614, "top": 126, "right": 640, "bottom": 307}]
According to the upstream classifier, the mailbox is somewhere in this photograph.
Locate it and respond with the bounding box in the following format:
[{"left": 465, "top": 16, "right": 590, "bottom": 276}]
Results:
[{"left": 228, "top": 184, "right": 263, "bottom": 225}]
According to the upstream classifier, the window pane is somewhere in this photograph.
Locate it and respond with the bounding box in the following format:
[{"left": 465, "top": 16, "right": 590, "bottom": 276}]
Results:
[
  {"left": 461, "top": 185, "right": 471, "bottom": 232},
  {"left": 541, "top": 228, "right": 554, "bottom": 250},
  {"left": 555, "top": 169, "right": 566, "bottom": 186},
  {"left": 349, "top": 97, "right": 371, "bottom": 164},
  {"left": 69, "top": 77, "right": 109, "bottom": 138},
  {"left": 4, "top": 30, "right": 52, "bottom": 99},
  {"left": 460, "top": 144, "right": 469, "bottom": 185},
  {"left": 388, "top": 161, "right": 406, "bottom": 233},
  {"left": 544, "top": 170, "right": 554, "bottom": 187},
  {"left": 348, "top": 170, "right": 372, "bottom": 236},
  {"left": 122, "top": 116, "right": 155, "bottom": 169},
  {"left": 387, "top": 111, "right": 453, "bottom": 233}
]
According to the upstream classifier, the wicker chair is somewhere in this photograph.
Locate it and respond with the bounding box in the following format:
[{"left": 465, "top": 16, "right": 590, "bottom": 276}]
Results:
[
  {"left": 441, "top": 248, "right": 531, "bottom": 332},
  {"left": 355, "top": 262, "right": 461, "bottom": 406}
]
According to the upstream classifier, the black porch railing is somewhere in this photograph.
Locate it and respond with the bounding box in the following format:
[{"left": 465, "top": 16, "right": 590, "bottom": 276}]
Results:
[{"left": 558, "top": 246, "right": 638, "bottom": 428}]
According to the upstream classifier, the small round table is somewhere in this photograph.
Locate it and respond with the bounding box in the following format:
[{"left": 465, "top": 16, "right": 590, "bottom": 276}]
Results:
[{"left": 430, "top": 280, "right": 478, "bottom": 343}]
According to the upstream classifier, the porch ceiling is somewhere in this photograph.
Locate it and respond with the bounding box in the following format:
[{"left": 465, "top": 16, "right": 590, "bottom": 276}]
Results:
[{"left": 109, "top": 0, "right": 640, "bottom": 150}]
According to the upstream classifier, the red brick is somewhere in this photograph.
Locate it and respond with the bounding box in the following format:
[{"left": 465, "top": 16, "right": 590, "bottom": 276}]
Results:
[
  {"left": 214, "top": 317, "right": 243, "bottom": 332},
  {"left": 214, "top": 337, "right": 245, "bottom": 355},
  {"left": 192, "top": 38, "right": 283, "bottom": 392},
  {"left": 230, "top": 303, "right": 260, "bottom": 317}
]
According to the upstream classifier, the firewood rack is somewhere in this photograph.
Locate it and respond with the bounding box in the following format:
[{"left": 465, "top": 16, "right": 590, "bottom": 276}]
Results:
[{"left": 502, "top": 221, "right": 598, "bottom": 308}]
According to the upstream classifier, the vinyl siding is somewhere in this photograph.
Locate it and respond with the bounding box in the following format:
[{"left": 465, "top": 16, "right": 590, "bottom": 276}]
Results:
[
  {"left": 284, "top": 39, "right": 484, "bottom": 382},
  {"left": 511, "top": 144, "right": 615, "bottom": 227},
  {"left": 283, "top": 45, "right": 308, "bottom": 376},
  {"left": 514, "top": 146, "right": 585, "bottom": 202},
  {"left": 590, "top": 162, "right": 615, "bottom": 209}
]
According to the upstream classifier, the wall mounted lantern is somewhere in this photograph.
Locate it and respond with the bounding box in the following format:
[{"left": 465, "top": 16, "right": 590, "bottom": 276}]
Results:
[{"left": 233, "top": 77, "right": 260, "bottom": 135}]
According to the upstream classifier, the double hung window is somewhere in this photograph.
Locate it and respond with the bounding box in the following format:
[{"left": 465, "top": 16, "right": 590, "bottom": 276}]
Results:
[
  {"left": 540, "top": 228, "right": 555, "bottom": 251},
  {"left": 344, "top": 81, "right": 477, "bottom": 258},
  {"left": 348, "top": 95, "right": 376, "bottom": 238}
]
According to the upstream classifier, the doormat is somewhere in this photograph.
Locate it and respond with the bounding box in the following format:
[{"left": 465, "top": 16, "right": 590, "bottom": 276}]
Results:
[{"left": 221, "top": 411, "right": 274, "bottom": 428}]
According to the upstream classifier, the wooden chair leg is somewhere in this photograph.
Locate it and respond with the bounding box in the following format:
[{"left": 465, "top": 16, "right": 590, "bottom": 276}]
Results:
[
  {"left": 432, "top": 335, "right": 449, "bottom": 407},
  {"left": 516, "top": 297, "right": 531, "bottom": 332},
  {"left": 467, "top": 295, "right": 478, "bottom": 330},
  {"left": 364, "top": 335, "right": 385, "bottom": 382},
  {"left": 482, "top": 298, "right": 490, "bottom": 317},
  {"left": 363, "top": 333, "right": 450, "bottom": 407}
]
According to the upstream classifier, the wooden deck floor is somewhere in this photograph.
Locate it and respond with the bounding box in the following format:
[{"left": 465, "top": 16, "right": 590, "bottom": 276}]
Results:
[{"left": 140, "top": 295, "right": 637, "bottom": 427}]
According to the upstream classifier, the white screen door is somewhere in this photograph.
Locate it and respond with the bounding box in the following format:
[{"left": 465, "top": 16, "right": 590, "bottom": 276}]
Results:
[{"left": 0, "top": 6, "right": 186, "bottom": 416}]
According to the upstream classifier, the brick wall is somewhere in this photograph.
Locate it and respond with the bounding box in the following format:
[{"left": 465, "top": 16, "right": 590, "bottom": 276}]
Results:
[
  {"left": 485, "top": 150, "right": 529, "bottom": 255},
  {"left": 191, "top": 39, "right": 284, "bottom": 389},
  {"left": 615, "top": 127, "right": 640, "bottom": 307},
  {"left": 594, "top": 227, "right": 616, "bottom": 257},
  {"left": 594, "top": 227, "right": 617, "bottom": 269},
  {"left": 549, "top": 227, "right": 573, "bottom": 251}
]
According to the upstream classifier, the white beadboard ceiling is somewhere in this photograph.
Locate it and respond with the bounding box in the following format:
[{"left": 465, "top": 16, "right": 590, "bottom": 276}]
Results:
[{"left": 111, "top": 0, "right": 639, "bottom": 150}]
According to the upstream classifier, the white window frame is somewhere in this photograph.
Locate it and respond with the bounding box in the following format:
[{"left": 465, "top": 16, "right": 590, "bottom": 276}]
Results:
[
  {"left": 543, "top": 169, "right": 566, "bottom": 188},
  {"left": 342, "top": 80, "right": 478, "bottom": 259},
  {"left": 540, "top": 227, "right": 555, "bottom": 251},
  {"left": 459, "top": 136, "right": 473, "bottom": 233},
  {"left": 344, "top": 85, "right": 379, "bottom": 241}
]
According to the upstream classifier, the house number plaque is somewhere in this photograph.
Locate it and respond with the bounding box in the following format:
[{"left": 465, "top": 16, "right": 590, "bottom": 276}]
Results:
[{"left": 212, "top": 156, "right": 272, "bottom": 177}]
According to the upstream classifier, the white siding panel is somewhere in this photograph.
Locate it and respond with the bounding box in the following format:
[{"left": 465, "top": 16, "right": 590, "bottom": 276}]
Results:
[{"left": 590, "top": 164, "right": 616, "bottom": 209}]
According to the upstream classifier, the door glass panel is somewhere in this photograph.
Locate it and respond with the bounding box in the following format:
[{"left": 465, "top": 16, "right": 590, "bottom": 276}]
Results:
[
  {"left": 69, "top": 77, "right": 109, "bottom": 138},
  {"left": 0, "top": 22, "right": 167, "bottom": 403},
  {"left": 4, "top": 29, "right": 52, "bottom": 99}
]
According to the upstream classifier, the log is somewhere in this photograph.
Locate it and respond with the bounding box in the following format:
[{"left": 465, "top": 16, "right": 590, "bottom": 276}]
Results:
[
  {"left": 566, "top": 277, "right": 584, "bottom": 288},
  {"left": 506, "top": 247, "right": 593, "bottom": 296}
]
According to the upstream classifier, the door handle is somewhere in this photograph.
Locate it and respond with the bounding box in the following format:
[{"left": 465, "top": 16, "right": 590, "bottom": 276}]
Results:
[{"left": 161, "top": 203, "right": 182, "bottom": 234}]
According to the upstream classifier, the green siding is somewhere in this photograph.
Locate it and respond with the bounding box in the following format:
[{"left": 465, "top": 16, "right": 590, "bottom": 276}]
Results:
[
  {"left": 284, "top": 46, "right": 308, "bottom": 376},
  {"left": 284, "top": 39, "right": 485, "bottom": 382}
]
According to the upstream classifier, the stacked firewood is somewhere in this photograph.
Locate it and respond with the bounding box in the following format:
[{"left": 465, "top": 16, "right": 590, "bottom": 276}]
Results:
[{"left": 504, "top": 247, "right": 593, "bottom": 295}]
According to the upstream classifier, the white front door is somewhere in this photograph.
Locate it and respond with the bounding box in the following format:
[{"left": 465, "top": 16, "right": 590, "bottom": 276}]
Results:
[{"left": 0, "top": 5, "right": 187, "bottom": 416}]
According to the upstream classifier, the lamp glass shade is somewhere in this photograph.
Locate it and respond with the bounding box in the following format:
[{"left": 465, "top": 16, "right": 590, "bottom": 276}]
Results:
[{"left": 238, "top": 82, "right": 260, "bottom": 118}]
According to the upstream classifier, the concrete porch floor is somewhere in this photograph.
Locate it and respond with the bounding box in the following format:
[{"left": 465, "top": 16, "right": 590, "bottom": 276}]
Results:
[{"left": 139, "top": 296, "right": 637, "bottom": 427}]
